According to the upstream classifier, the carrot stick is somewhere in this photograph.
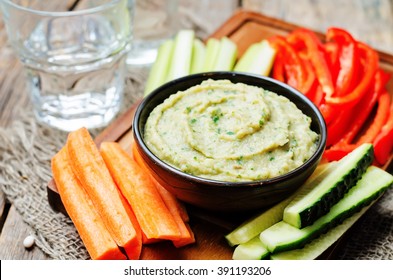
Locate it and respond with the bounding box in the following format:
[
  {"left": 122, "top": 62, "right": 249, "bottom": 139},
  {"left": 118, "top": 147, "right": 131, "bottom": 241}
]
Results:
[
  {"left": 131, "top": 141, "right": 190, "bottom": 222},
  {"left": 66, "top": 127, "right": 141, "bottom": 260},
  {"left": 172, "top": 223, "right": 196, "bottom": 248},
  {"left": 120, "top": 189, "right": 160, "bottom": 244},
  {"left": 51, "top": 147, "right": 126, "bottom": 260},
  {"left": 100, "top": 141, "right": 181, "bottom": 240},
  {"left": 118, "top": 191, "right": 143, "bottom": 259},
  {"left": 131, "top": 142, "right": 195, "bottom": 247}
]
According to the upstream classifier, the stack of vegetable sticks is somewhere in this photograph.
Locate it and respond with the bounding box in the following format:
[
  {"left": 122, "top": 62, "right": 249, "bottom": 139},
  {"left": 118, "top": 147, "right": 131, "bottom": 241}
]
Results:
[
  {"left": 51, "top": 127, "right": 195, "bottom": 260},
  {"left": 144, "top": 30, "right": 242, "bottom": 97}
]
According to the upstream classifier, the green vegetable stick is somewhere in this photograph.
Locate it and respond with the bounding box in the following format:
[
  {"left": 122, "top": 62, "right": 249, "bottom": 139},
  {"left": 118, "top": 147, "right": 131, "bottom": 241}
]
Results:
[
  {"left": 166, "top": 29, "right": 195, "bottom": 81},
  {"left": 202, "top": 37, "right": 220, "bottom": 72},
  {"left": 144, "top": 39, "right": 174, "bottom": 96},
  {"left": 234, "top": 40, "right": 277, "bottom": 76},
  {"left": 270, "top": 205, "right": 369, "bottom": 260},
  {"left": 212, "top": 37, "right": 238, "bottom": 71},
  {"left": 233, "top": 236, "right": 270, "bottom": 260},
  {"left": 225, "top": 163, "right": 335, "bottom": 246},
  {"left": 233, "top": 43, "right": 261, "bottom": 72},
  {"left": 190, "top": 38, "right": 206, "bottom": 74}
]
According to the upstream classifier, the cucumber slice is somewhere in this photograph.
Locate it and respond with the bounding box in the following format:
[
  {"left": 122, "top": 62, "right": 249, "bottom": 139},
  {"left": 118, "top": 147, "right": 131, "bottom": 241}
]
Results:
[
  {"left": 260, "top": 166, "right": 393, "bottom": 254},
  {"left": 270, "top": 205, "right": 370, "bottom": 260},
  {"left": 225, "top": 162, "right": 336, "bottom": 246},
  {"left": 233, "top": 237, "right": 270, "bottom": 260},
  {"left": 283, "top": 143, "right": 374, "bottom": 228}
]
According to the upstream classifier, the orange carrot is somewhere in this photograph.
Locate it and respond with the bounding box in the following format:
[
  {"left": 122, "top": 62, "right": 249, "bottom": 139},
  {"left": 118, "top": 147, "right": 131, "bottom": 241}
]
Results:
[
  {"left": 154, "top": 181, "right": 190, "bottom": 223},
  {"left": 51, "top": 147, "right": 126, "bottom": 260},
  {"left": 118, "top": 191, "right": 143, "bottom": 259},
  {"left": 131, "top": 142, "right": 195, "bottom": 247},
  {"left": 66, "top": 127, "right": 141, "bottom": 259},
  {"left": 131, "top": 141, "right": 189, "bottom": 222},
  {"left": 172, "top": 223, "right": 196, "bottom": 248},
  {"left": 155, "top": 184, "right": 195, "bottom": 247},
  {"left": 100, "top": 141, "right": 181, "bottom": 240}
]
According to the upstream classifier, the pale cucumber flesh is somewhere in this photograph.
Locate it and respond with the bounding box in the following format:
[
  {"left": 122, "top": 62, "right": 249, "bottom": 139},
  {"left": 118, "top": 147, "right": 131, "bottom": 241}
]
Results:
[
  {"left": 270, "top": 205, "right": 370, "bottom": 260},
  {"left": 260, "top": 166, "right": 393, "bottom": 254},
  {"left": 225, "top": 162, "right": 336, "bottom": 246},
  {"left": 232, "top": 237, "right": 270, "bottom": 260},
  {"left": 283, "top": 143, "right": 374, "bottom": 228}
]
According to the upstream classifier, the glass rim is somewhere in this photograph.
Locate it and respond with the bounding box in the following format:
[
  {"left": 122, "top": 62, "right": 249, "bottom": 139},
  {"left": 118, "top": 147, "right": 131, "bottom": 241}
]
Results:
[{"left": 1, "top": 0, "right": 124, "bottom": 17}]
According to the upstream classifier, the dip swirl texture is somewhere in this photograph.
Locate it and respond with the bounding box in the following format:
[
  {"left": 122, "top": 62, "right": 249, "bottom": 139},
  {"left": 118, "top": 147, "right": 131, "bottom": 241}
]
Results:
[{"left": 144, "top": 79, "right": 319, "bottom": 182}]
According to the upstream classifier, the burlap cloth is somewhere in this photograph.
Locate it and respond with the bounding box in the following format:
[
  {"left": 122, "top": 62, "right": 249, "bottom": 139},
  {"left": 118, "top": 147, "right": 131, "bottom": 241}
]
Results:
[{"left": 1, "top": 7, "right": 392, "bottom": 260}]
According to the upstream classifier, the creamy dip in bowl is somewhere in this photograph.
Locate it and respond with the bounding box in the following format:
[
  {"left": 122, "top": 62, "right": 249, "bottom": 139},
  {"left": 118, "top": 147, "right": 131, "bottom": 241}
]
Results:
[
  {"left": 144, "top": 79, "right": 319, "bottom": 182},
  {"left": 133, "top": 72, "right": 326, "bottom": 212}
]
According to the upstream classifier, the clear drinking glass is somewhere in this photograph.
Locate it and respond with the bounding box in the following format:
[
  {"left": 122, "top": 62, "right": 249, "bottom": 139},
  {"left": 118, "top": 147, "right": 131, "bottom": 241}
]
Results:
[
  {"left": 126, "top": 0, "right": 179, "bottom": 67},
  {"left": 0, "top": 0, "right": 132, "bottom": 131}
]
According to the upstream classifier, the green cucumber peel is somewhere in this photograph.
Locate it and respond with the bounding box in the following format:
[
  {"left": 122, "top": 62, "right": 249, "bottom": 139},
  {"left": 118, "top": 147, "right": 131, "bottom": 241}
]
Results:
[
  {"left": 283, "top": 143, "right": 374, "bottom": 228},
  {"left": 261, "top": 165, "right": 393, "bottom": 254},
  {"left": 225, "top": 162, "right": 336, "bottom": 246}
]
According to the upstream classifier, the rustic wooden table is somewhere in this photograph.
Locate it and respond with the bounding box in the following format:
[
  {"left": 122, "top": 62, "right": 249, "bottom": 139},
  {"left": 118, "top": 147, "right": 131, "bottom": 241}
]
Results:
[{"left": 0, "top": 0, "right": 392, "bottom": 260}]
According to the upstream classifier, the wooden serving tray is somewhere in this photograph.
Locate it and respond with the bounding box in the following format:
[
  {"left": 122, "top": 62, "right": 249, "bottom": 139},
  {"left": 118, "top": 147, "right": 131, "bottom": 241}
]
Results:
[{"left": 47, "top": 10, "right": 393, "bottom": 260}]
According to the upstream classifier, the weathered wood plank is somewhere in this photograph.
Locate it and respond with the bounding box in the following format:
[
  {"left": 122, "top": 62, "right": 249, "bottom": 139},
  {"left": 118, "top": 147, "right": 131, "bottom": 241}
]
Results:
[
  {"left": 1, "top": 0, "right": 392, "bottom": 261},
  {"left": 0, "top": 206, "right": 49, "bottom": 260},
  {"left": 242, "top": 0, "right": 393, "bottom": 54}
]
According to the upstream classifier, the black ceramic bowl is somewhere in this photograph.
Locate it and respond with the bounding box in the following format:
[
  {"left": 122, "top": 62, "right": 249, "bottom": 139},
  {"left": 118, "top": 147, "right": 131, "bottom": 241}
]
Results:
[{"left": 133, "top": 72, "right": 327, "bottom": 212}]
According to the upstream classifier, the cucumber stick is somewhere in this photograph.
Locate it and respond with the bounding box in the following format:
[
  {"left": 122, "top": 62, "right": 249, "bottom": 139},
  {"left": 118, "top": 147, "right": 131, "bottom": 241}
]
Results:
[
  {"left": 270, "top": 205, "right": 370, "bottom": 260},
  {"left": 260, "top": 165, "right": 393, "bottom": 254},
  {"left": 283, "top": 143, "right": 374, "bottom": 228},
  {"left": 233, "top": 237, "right": 269, "bottom": 260},
  {"left": 225, "top": 162, "right": 336, "bottom": 246}
]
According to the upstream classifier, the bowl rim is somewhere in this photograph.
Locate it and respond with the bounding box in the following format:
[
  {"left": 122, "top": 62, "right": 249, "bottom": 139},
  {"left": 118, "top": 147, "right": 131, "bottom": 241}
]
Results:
[{"left": 133, "top": 71, "right": 327, "bottom": 189}]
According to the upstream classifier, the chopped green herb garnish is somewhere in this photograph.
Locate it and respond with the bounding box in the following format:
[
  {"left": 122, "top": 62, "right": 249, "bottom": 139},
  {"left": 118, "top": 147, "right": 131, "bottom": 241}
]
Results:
[
  {"left": 190, "top": 118, "right": 197, "bottom": 124},
  {"left": 226, "top": 131, "right": 235, "bottom": 135}
]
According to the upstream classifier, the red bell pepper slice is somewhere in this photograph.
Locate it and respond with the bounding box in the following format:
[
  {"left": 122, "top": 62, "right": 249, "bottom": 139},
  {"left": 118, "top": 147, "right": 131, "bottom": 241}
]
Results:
[
  {"left": 356, "top": 92, "right": 391, "bottom": 144},
  {"left": 319, "top": 102, "right": 337, "bottom": 125},
  {"left": 325, "top": 42, "right": 378, "bottom": 106},
  {"left": 325, "top": 105, "right": 353, "bottom": 147},
  {"left": 298, "top": 53, "right": 319, "bottom": 99},
  {"left": 268, "top": 36, "right": 306, "bottom": 92},
  {"left": 323, "top": 41, "right": 340, "bottom": 86},
  {"left": 325, "top": 69, "right": 386, "bottom": 148},
  {"left": 272, "top": 51, "right": 285, "bottom": 82},
  {"left": 324, "top": 71, "right": 391, "bottom": 161},
  {"left": 287, "top": 28, "right": 334, "bottom": 97},
  {"left": 326, "top": 27, "right": 360, "bottom": 97},
  {"left": 341, "top": 69, "right": 390, "bottom": 143},
  {"left": 373, "top": 100, "right": 393, "bottom": 166},
  {"left": 323, "top": 144, "right": 357, "bottom": 162}
]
